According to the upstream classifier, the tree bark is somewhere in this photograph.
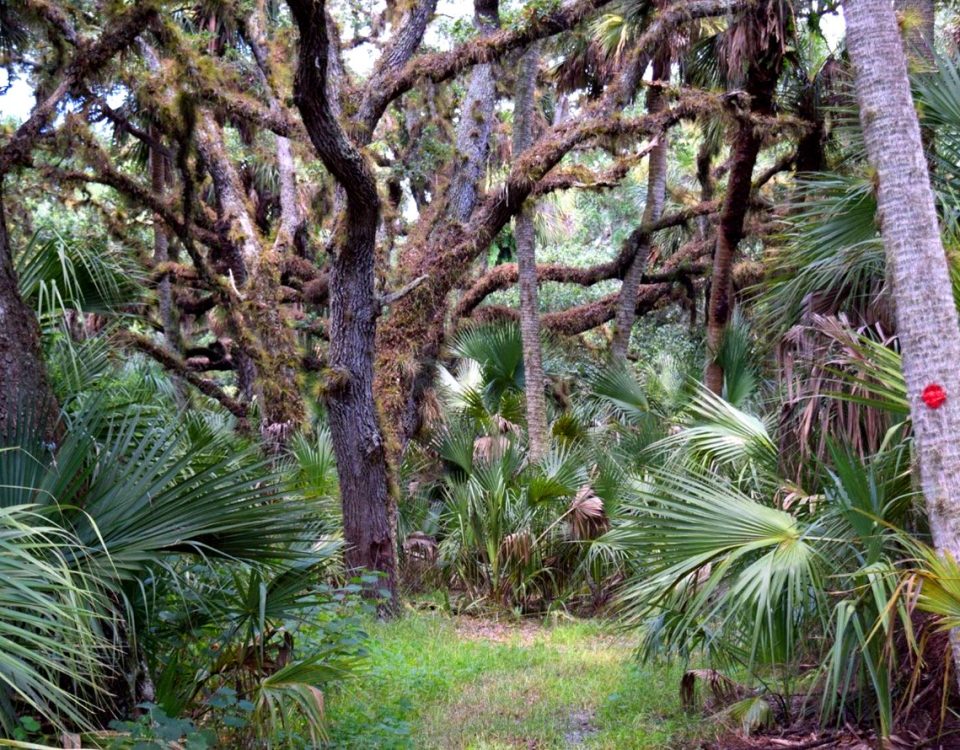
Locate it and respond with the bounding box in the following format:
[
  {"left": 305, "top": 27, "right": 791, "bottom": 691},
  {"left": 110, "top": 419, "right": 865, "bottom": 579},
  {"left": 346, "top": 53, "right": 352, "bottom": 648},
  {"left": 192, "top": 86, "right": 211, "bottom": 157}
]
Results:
[
  {"left": 844, "top": 0, "right": 960, "bottom": 680},
  {"left": 0, "top": 190, "right": 56, "bottom": 434},
  {"left": 512, "top": 43, "right": 550, "bottom": 461},
  {"left": 150, "top": 131, "right": 181, "bottom": 354},
  {"left": 194, "top": 110, "right": 304, "bottom": 442},
  {"left": 245, "top": 0, "right": 306, "bottom": 257},
  {"left": 704, "top": 3, "right": 784, "bottom": 393},
  {"left": 611, "top": 50, "right": 670, "bottom": 359},
  {"left": 447, "top": 0, "right": 500, "bottom": 223},
  {"left": 288, "top": 0, "right": 400, "bottom": 607}
]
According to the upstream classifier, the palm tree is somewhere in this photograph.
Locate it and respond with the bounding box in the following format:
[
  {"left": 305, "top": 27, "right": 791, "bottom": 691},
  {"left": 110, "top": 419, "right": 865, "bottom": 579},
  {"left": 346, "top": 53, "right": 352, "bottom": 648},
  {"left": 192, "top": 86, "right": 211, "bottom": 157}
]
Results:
[
  {"left": 513, "top": 43, "right": 550, "bottom": 461},
  {"left": 843, "top": 0, "right": 960, "bottom": 674},
  {"left": 704, "top": 0, "right": 789, "bottom": 393},
  {"left": 611, "top": 46, "right": 671, "bottom": 359}
]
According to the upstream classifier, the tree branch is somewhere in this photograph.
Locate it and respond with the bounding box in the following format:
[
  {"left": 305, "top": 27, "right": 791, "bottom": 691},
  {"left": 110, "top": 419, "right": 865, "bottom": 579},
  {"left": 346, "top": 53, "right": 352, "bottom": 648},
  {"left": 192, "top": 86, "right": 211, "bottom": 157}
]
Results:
[
  {"left": 121, "top": 332, "right": 249, "bottom": 420},
  {"left": 455, "top": 200, "right": 720, "bottom": 316},
  {"left": 0, "top": 3, "right": 158, "bottom": 174}
]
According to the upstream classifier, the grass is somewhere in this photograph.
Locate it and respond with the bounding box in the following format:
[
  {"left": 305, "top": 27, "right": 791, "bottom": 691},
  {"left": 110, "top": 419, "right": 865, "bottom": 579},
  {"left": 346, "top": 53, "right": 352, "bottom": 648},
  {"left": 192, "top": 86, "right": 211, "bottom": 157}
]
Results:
[{"left": 322, "top": 605, "right": 708, "bottom": 749}]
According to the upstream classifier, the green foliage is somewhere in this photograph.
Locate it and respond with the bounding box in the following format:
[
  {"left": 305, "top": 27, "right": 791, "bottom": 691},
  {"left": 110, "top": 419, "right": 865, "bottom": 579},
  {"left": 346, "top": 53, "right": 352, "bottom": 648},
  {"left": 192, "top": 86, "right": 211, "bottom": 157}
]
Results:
[
  {"left": 450, "top": 324, "right": 528, "bottom": 413},
  {"left": 106, "top": 705, "right": 215, "bottom": 749},
  {"left": 609, "top": 373, "right": 930, "bottom": 736},
  {"left": 760, "top": 173, "right": 883, "bottom": 332},
  {"left": 0, "top": 395, "right": 358, "bottom": 743},
  {"left": 15, "top": 228, "right": 143, "bottom": 325},
  {"left": 0, "top": 504, "right": 110, "bottom": 735}
]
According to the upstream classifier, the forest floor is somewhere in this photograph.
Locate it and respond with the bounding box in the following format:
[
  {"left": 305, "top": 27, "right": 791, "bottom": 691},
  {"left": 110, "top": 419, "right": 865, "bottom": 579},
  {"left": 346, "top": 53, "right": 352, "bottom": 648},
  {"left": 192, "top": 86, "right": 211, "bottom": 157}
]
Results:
[{"left": 322, "top": 604, "right": 713, "bottom": 749}]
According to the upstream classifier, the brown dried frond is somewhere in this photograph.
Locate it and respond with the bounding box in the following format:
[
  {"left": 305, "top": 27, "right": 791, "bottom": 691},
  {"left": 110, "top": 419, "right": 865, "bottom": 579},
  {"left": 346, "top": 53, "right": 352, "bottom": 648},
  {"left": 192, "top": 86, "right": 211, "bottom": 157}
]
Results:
[
  {"left": 500, "top": 530, "right": 534, "bottom": 564},
  {"left": 473, "top": 434, "right": 510, "bottom": 464},
  {"left": 680, "top": 668, "right": 741, "bottom": 710},
  {"left": 403, "top": 531, "right": 438, "bottom": 562},
  {"left": 568, "top": 485, "right": 608, "bottom": 540}
]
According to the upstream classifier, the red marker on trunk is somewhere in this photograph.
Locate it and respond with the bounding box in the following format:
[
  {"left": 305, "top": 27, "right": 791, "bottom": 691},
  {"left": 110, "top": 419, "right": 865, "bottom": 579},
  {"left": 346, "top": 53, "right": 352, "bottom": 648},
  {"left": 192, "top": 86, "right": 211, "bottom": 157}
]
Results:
[{"left": 922, "top": 384, "right": 947, "bottom": 410}]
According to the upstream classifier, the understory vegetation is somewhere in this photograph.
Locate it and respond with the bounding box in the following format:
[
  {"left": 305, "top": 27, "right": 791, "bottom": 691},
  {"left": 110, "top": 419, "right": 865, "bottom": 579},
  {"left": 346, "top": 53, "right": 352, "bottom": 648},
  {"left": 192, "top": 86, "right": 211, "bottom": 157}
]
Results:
[{"left": 5, "top": 0, "right": 960, "bottom": 748}]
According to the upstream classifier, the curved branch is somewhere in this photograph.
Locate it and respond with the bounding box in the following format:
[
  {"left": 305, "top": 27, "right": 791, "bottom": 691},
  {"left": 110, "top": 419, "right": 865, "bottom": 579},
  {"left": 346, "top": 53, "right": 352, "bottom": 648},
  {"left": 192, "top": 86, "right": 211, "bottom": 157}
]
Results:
[
  {"left": 121, "top": 332, "right": 249, "bottom": 420},
  {"left": 373, "top": 0, "right": 746, "bottom": 126},
  {"left": 289, "top": 0, "right": 378, "bottom": 219},
  {"left": 0, "top": 3, "right": 158, "bottom": 174},
  {"left": 456, "top": 200, "right": 719, "bottom": 316},
  {"left": 474, "top": 283, "right": 679, "bottom": 334},
  {"left": 356, "top": 0, "right": 440, "bottom": 137}
]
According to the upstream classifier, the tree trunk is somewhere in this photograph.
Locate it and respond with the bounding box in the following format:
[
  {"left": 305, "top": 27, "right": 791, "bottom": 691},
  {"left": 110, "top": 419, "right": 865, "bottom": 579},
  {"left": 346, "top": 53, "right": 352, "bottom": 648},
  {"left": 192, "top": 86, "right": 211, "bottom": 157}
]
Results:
[
  {"left": 195, "top": 113, "right": 304, "bottom": 443},
  {"left": 611, "top": 50, "right": 670, "bottom": 360},
  {"left": 512, "top": 43, "right": 549, "bottom": 461},
  {"left": 704, "top": 5, "right": 784, "bottom": 393},
  {"left": 288, "top": 0, "right": 399, "bottom": 607},
  {"left": 446, "top": 0, "right": 500, "bottom": 223},
  {"left": 844, "top": 0, "right": 960, "bottom": 679},
  {"left": 0, "top": 189, "right": 57, "bottom": 434},
  {"left": 150, "top": 133, "right": 181, "bottom": 354},
  {"left": 703, "top": 115, "right": 762, "bottom": 393}
]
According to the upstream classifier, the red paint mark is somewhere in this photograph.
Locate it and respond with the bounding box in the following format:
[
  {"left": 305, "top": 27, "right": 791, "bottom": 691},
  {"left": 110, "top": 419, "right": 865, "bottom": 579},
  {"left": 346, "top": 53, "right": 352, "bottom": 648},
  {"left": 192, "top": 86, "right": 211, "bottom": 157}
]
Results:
[{"left": 922, "top": 383, "right": 947, "bottom": 410}]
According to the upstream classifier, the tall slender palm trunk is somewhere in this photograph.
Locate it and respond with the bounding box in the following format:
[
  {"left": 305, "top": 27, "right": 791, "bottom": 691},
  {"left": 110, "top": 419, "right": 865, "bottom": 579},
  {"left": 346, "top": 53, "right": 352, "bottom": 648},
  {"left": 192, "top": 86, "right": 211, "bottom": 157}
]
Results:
[
  {"left": 844, "top": 0, "right": 960, "bottom": 675},
  {"left": 703, "top": 2, "right": 784, "bottom": 394},
  {"left": 611, "top": 50, "right": 670, "bottom": 360},
  {"left": 513, "top": 43, "right": 550, "bottom": 461}
]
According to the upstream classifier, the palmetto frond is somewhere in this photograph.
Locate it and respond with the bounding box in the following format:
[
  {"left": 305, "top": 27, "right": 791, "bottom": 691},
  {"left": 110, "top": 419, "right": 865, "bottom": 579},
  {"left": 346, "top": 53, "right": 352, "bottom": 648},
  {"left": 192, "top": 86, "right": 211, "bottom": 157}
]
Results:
[
  {"left": 656, "top": 383, "right": 778, "bottom": 478},
  {"left": 0, "top": 505, "right": 113, "bottom": 734},
  {"left": 760, "top": 173, "right": 884, "bottom": 334},
  {"left": 15, "top": 228, "right": 143, "bottom": 325},
  {"left": 612, "top": 467, "right": 824, "bottom": 669},
  {"left": 0, "top": 395, "right": 328, "bottom": 729},
  {"left": 450, "top": 323, "right": 527, "bottom": 411},
  {"left": 913, "top": 54, "right": 960, "bottom": 201}
]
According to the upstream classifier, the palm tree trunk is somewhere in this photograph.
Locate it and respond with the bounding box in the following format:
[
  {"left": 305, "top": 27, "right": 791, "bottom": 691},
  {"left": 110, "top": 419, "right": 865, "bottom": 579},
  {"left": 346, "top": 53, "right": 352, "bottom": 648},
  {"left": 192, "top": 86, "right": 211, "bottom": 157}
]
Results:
[
  {"left": 844, "top": 0, "right": 960, "bottom": 676},
  {"left": 611, "top": 50, "right": 670, "bottom": 360},
  {"left": 513, "top": 43, "right": 549, "bottom": 461},
  {"left": 703, "top": 3, "right": 784, "bottom": 394}
]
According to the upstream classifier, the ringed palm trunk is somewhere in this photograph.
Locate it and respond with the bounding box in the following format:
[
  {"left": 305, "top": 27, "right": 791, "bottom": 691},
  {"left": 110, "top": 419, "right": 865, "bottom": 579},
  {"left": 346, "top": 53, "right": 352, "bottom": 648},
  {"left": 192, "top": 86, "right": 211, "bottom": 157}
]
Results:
[
  {"left": 513, "top": 43, "right": 550, "bottom": 462},
  {"left": 843, "top": 0, "right": 960, "bottom": 677},
  {"left": 611, "top": 49, "right": 671, "bottom": 360}
]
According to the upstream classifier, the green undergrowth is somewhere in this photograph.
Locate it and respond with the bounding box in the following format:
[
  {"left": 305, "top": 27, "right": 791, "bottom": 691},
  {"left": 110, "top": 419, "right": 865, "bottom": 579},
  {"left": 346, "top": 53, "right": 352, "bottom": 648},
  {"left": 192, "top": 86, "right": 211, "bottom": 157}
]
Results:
[{"left": 319, "top": 605, "right": 709, "bottom": 749}]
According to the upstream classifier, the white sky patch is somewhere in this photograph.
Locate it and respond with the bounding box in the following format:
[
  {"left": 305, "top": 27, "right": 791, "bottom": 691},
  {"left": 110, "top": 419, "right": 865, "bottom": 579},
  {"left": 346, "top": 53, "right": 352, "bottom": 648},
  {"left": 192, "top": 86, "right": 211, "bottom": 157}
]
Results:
[
  {"left": 821, "top": 9, "right": 846, "bottom": 52},
  {"left": 0, "top": 69, "right": 36, "bottom": 124}
]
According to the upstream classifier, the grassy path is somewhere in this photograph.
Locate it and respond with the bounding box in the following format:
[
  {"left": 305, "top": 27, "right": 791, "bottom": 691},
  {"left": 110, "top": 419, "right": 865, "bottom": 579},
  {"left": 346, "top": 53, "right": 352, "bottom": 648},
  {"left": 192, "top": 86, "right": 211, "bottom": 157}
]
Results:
[{"left": 323, "top": 609, "right": 703, "bottom": 749}]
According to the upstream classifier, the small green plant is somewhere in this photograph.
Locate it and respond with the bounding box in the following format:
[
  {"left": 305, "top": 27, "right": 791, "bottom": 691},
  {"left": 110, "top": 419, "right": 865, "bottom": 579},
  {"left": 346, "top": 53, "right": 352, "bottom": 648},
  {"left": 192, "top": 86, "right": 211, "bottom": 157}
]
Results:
[
  {"left": 107, "top": 704, "right": 215, "bottom": 749},
  {"left": 11, "top": 715, "right": 43, "bottom": 744}
]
